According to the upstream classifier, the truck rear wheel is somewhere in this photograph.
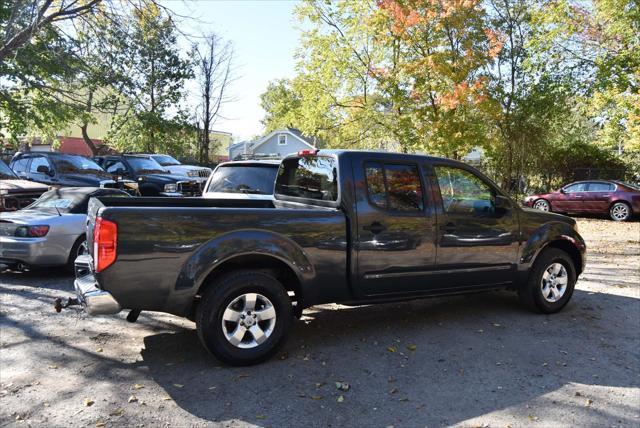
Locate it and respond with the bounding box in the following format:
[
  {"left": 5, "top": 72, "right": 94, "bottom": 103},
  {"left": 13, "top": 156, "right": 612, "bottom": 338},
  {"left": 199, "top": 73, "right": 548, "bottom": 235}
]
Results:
[
  {"left": 518, "top": 248, "right": 576, "bottom": 314},
  {"left": 196, "top": 270, "right": 293, "bottom": 366}
]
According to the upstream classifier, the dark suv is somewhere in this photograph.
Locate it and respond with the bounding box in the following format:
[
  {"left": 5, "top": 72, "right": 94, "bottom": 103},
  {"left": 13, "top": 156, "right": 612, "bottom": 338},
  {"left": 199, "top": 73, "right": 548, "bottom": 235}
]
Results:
[
  {"left": 94, "top": 154, "right": 201, "bottom": 197},
  {"left": 9, "top": 152, "right": 137, "bottom": 194}
]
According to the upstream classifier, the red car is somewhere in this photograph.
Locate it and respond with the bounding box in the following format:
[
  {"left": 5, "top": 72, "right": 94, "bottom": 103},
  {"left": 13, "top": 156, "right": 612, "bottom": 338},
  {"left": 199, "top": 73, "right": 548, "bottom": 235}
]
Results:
[{"left": 523, "top": 180, "right": 640, "bottom": 221}]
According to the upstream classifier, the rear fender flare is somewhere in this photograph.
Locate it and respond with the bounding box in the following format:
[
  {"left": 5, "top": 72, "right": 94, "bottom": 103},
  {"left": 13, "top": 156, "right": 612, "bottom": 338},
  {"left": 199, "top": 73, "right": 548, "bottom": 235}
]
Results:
[{"left": 175, "top": 229, "right": 314, "bottom": 292}]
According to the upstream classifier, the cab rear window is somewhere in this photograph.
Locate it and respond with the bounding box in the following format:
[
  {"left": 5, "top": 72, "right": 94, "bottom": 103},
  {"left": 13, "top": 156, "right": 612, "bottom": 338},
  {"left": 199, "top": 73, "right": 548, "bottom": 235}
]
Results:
[{"left": 275, "top": 156, "right": 338, "bottom": 202}]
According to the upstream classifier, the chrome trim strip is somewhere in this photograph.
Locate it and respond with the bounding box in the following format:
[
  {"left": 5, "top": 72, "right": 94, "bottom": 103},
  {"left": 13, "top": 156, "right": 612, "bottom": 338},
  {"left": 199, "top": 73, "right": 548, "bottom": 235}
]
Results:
[{"left": 363, "top": 265, "right": 512, "bottom": 280}]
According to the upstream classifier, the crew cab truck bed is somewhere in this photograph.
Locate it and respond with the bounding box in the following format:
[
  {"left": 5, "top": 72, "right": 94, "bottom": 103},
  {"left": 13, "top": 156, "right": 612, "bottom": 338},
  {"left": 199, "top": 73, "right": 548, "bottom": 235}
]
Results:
[{"left": 73, "top": 150, "right": 586, "bottom": 365}]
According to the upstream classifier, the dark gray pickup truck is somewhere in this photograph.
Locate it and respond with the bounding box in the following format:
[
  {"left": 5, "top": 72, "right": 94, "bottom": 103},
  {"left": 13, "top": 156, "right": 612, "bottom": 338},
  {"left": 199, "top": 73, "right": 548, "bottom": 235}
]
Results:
[{"left": 71, "top": 150, "right": 586, "bottom": 365}]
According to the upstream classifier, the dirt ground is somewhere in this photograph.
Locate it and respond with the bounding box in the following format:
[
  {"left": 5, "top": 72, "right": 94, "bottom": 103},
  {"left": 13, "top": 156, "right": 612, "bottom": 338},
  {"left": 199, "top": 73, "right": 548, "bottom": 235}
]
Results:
[{"left": 1, "top": 216, "right": 639, "bottom": 428}]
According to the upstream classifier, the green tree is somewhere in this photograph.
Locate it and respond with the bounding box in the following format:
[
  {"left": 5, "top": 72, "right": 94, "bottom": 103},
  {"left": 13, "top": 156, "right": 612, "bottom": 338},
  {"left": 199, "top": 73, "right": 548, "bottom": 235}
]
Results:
[{"left": 107, "top": 0, "right": 193, "bottom": 153}]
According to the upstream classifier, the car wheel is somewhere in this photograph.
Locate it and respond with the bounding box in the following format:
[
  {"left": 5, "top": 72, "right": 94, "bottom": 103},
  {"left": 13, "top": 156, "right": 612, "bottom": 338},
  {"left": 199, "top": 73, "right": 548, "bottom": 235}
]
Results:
[
  {"left": 196, "top": 270, "right": 292, "bottom": 366},
  {"left": 67, "top": 235, "right": 88, "bottom": 272},
  {"left": 533, "top": 199, "right": 551, "bottom": 212},
  {"left": 609, "top": 202, "right": 631, "bottom": 222},
  {"left": 518, "top": 248, "right": 576, "bottom": 314}
]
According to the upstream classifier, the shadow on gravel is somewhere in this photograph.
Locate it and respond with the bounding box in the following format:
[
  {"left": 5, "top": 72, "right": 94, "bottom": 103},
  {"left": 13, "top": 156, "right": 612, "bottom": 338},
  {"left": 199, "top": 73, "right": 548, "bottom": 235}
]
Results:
[{"left": 138, "top": 290, "right": 639, "bottom": 427}]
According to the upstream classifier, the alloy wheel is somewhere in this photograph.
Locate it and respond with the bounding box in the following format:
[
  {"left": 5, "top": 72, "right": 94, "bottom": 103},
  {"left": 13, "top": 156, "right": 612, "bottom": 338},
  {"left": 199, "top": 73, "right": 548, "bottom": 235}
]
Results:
[
  {"left": 221, "top": 293, "right": 276, "bottom": 349},
  {"left": 77, "top": 240, "right": 89, "bottom": 258},
  {"left": 540, "top": 263, "right": 568, "bottom": 303},
  {"left": 534, "top": 200, "right": 550, "bottom": 211},
  {"left": 610, "top": 203, "right": 629, "bottom": 221}
]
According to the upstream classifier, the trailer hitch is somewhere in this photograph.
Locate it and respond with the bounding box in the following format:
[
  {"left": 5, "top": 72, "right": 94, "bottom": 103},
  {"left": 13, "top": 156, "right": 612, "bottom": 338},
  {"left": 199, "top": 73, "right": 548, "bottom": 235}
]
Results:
[{"left": 54, "top": 297, "right": 81, "bottom": 313}]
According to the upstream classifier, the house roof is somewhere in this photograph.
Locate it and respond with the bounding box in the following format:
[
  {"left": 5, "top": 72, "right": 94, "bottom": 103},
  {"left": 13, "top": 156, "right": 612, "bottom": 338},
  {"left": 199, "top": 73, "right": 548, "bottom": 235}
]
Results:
[{"left": 250, "top": 128, "right": 316, "bottom": 152}]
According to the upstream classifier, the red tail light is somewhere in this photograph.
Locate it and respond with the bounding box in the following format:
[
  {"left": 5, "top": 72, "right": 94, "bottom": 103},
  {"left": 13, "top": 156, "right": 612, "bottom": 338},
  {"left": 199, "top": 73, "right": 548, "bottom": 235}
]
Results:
[
  {"left": 15, "top": 225, "right": 50, "bottom": 237},
  {"left": 297, "top": 149, "right": 319, "bottom": 156},
  {"left": 93, "top": 217, "right": 117, "bottom": 272}
]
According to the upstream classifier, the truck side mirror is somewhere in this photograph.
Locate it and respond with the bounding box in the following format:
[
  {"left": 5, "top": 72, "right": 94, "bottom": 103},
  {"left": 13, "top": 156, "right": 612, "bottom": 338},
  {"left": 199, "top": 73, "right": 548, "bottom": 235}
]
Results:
[{"left": 494, "top": 195, "right": 512, "bottom": 213}]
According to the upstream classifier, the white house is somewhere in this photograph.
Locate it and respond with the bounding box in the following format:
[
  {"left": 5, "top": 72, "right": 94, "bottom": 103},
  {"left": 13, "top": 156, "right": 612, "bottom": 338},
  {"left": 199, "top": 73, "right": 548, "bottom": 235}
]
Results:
[{"left": 229, "top": 128, "right": 317, "bottom": 160}]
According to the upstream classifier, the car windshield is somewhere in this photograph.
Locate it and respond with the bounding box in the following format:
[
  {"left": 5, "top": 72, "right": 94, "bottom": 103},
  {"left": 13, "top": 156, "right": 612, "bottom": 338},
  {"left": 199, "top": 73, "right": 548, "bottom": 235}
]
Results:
[
  {"left": 207, "top": 164, "right": 278, "bottom": 195},
  {"left": 152, "top": 155, "right": 181, "bottom": 166},
  {"left": 27, "top": 188, "right": 129, "bottom": 213},
  {"left": 27, "top": 190, "right": 86, "bottom": 212},
  {"left": 51, "top": 155, "right": 106, "bottom": 174},
  {"left": 0, "top": 160, "right": 18, "bottom": 179},
  {"left": 126, "top": 157, "right": 167, "bottom": 174}
]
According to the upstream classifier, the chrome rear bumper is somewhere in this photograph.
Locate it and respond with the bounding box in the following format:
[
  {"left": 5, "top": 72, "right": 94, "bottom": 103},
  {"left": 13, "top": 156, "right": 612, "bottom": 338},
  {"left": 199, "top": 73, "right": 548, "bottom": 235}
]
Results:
[{"left": 74, "top": 255, "right": 121, "bottom": 315}]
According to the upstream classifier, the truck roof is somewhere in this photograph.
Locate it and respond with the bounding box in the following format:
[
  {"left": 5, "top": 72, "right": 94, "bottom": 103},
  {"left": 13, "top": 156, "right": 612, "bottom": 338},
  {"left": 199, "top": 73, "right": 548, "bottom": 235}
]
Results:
[{"left": 289, "top": 149, "right": 456, "bottom": 164}]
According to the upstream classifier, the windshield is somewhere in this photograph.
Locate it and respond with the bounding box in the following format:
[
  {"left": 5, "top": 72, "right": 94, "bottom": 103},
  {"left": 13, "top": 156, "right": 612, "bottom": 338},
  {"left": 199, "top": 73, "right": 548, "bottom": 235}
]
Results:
[
  {"left": 126, "top": 157, "right": 167, "bottom": 174},
  {"left": 207, "top": 165, "right": 278, "bottom": 195},
  {"left": 28, "top": 190, "right": 84, "bottom": 212},
  {"left": 152, "top": 155, "right": 181, "bottom": 166},
  {"left": 51, "top": 155, "right": 106, "bottom": 175},
  {"left": 0, "top": 160, "right": 18, "bottom": 179},
  {"left": 28, "top": 188, "right": 130, "bottom": 213}
]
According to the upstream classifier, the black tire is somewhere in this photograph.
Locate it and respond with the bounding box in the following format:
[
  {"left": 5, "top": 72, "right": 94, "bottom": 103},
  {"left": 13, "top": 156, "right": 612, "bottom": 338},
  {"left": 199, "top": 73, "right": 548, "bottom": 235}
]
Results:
[
  {"left": 518, "top": 248, "right": 576, "bottom": 314},
  {"left": 67, "top": 235, "right": 87, "bottom": 272},
  {"left": 196, "top": 270, "right": 293, "bottom": 366},
  {"left": 609, "top": 201, "right": 632, "bottom": 222}
]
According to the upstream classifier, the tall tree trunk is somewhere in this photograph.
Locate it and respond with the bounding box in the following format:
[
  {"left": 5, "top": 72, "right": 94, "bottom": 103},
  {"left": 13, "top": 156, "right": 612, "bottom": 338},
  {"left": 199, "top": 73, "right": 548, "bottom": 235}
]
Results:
[{"left": 81, "top": 90, "right": 99, "bottom": 155}]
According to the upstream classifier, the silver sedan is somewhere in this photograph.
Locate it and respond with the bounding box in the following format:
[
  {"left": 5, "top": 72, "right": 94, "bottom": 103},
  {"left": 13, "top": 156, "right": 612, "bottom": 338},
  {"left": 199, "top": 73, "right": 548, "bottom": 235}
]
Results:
[{"left": 0, "top": 187, "right": 129, "bottom": 271}]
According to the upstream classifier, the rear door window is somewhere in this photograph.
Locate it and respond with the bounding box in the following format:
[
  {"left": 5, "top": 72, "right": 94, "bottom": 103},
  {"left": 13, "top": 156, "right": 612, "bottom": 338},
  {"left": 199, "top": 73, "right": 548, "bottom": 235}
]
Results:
[
  {"left": 364, "top": 162, "right": 424, "bottom": 211},
  {"left": 275, "top": 156, "right": 338, "bottom": 202},
  {"left": 588, "top": 182, "right": 615, "bottom": 192}
]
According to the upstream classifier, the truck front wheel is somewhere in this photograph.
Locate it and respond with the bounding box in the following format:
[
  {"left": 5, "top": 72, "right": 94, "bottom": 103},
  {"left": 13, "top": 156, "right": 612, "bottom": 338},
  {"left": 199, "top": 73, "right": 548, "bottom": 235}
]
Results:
[
  {"left": 196, "top": 270, "right": 293, "bottom": 366},
  {"left": 518, "top": 248, "right": 576, "bottom": 314}
]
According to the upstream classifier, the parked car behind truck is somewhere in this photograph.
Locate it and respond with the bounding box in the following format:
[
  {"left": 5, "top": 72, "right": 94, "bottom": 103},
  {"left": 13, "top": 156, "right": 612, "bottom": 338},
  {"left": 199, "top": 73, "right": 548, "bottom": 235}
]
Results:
[
  {"left": 9, "top": 152, "right": 138, "bottom": 194},
  {"left": 94, "top": 154, "right": 201, "bottom": 197},
  {"left": 202, "top": 160, "right": 280, "bottom": 200},
  {"left": 0, "top": 187, "right": 129, "bottom": 271},
  {"left": 523, "top": 180, "right": 640, "bottom": 221},
  {"left": 0, "top": 160, "right": 49, "bottom": 211},
  {"left": 71, "top": 150, "right": 586, "bottom": 366}
]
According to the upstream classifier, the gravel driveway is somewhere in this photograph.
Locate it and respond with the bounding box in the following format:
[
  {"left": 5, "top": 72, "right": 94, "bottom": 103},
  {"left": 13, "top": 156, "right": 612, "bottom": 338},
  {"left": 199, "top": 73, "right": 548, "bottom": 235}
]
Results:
[{"left": 1, "top": 217, "right": 639, "bottom": 427}]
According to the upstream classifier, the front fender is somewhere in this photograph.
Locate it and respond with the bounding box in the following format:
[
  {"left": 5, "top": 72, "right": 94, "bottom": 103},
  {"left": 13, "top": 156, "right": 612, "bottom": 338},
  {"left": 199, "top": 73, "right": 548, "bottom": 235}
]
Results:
[
  {"left": 174, "top": 229, "right": 314, "bottom": 292},
  {"left": 520, "top": 221, "right": 586, "bottom": 272}
]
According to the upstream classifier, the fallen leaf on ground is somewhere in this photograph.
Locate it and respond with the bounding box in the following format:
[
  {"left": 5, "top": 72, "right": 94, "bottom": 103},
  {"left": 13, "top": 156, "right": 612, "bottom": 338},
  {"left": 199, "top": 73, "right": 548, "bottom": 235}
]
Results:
[
  {"left": 96, "top": 348, "right": 103, "bottom": 353},
  {"left": 172, "top": 384, "right": 184, "bottom": 389},
  {"left": 256, "top": 415, "right": 265, "bottom": 420},
  {"left": 406, "top": 344, "right": 417, "bottom": 351},
  {"left": 48, "top": 364, "right": 58, "bottom": 369},
  {"left": 110, "top": 408, "right": 125, "bottom": 417},
  {"left": 585, "top": 399, "right": 593, "bottom": 406},
  {"left": 310, "top": 395, "right": 323, "bottom": 400},
  {"left": 162, "top": 397, "right": 172, "bottom": 401},
  {"left": 337, "top": 395, "right": 344, "bottom": 403},
  {"left": 84, "top": 399, "right": 95, "bottom": 407},
  {"left": 95, "top": 421, "right": 106, "bottom": 428},
  {"left": 133, "top": 384, "right": 144, "bottom": 390},
  {"left": 387, "top": 346, "right": 397, "bottom": 353},
  {"left": 127, "top": 395, "right": 137, "bottom": 403}
]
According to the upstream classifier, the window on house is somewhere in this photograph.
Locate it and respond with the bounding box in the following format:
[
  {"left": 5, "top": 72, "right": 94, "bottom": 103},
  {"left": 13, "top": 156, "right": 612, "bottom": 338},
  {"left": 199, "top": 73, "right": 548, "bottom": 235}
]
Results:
[{"left": 278, "top": 134, "right": 287, "bottom": 145}]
